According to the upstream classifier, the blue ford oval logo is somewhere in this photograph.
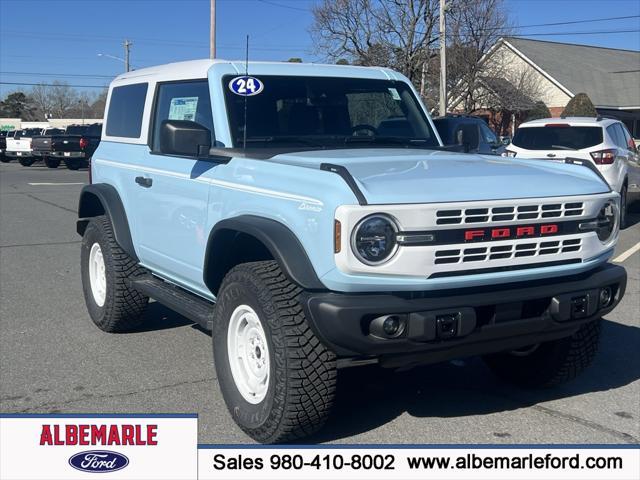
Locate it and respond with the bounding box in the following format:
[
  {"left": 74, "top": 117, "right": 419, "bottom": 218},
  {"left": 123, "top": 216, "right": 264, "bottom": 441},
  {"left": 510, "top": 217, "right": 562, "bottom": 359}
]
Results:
[
  {"left": 69, "top": 450, "right": 129, "bottom": 473},
  {"left": 229, "top": 76, "right": 264, "bottom": 96}
]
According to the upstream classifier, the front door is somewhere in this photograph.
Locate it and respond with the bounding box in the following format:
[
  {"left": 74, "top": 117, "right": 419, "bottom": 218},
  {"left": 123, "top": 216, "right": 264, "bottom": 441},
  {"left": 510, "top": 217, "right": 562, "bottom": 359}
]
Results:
[{"left": 133, "top": 79, "right": 216, "bottom": 296}]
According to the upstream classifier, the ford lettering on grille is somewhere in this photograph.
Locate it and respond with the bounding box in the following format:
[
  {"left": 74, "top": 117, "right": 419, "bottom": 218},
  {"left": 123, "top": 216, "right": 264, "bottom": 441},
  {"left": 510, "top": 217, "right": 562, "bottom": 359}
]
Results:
[{"left": 464, "top": 224, "right": 559, "bottom": 242}]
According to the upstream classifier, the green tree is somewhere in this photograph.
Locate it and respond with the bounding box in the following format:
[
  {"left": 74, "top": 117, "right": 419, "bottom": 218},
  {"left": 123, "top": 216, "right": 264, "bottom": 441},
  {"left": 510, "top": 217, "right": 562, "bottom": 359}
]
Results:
[
  {"left": 287, "top": 57, "right": 303, "bottom": 63},
  {"left": 561, "top": 92, "right": 598, "bottom": 117},
  {"left": 0, "top": 92, "right": 35, "bottom": 119},
  {"left": 336, "top": 58, "right": 349, "bottom": 65},
  {"left": 525, "top": 101, "right": 552, "bottom": 121}
]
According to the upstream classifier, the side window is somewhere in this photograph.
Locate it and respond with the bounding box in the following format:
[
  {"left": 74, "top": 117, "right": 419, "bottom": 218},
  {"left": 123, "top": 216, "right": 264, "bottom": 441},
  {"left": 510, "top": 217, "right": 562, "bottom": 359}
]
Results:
[
  {"left": 106, "top": 83, "right": 148, "bottom": 138},
  {"left": 606, "top": 125, "right": 622, "bottom": 148},
  {"left": 151, "top": 80, "right": 213, "bottom": 153},
  {"left": 479, "top": 122, "right": 497, "bottom": 144},
  {"left": 618, "top": 123, "right": 634, "bottom": 150}
]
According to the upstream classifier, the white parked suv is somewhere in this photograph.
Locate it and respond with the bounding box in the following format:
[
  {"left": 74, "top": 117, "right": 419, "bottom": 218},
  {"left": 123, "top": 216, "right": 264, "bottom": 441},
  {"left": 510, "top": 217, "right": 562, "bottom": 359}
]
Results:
[{"left": 507, "top": 117, "right": 635, "bottom": 227}]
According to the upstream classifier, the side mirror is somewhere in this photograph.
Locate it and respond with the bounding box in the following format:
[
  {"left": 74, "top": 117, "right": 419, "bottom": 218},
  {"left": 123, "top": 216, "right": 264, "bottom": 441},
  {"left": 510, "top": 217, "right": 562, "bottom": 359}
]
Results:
[
  {"left": 456, "top": 124, "right": 479, "bottom": 153},
  {"left": 160, "top": 120, "right": 211, "bottom": 157},
  {"left": 501, "top": 136, "right": 511, "bottom": 145}
]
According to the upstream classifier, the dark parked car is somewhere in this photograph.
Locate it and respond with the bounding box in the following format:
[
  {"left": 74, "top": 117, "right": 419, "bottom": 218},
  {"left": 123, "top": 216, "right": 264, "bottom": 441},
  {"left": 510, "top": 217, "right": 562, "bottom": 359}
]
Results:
[
  {"left": 432, "top": 115, "right": 506, "bottom": 155},
  {"left": 48, "top": 123, "right": 102, "bottom": 170},
  {"left": 0, "top": 130, "right": 10, "bottom": 162},
  {"left": 31, "top": 128, "right": 66, "bottom": 167}
]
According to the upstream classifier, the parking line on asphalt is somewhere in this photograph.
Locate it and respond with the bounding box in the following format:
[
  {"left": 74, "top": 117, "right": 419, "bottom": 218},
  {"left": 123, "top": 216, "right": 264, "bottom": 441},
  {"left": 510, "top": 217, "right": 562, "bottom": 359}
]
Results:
[
  {"left": 28, "top": 182, "right": 85, "bottom": 186},
  {"left": 613, "top": 242, "right": 640, "bottom": 263}
]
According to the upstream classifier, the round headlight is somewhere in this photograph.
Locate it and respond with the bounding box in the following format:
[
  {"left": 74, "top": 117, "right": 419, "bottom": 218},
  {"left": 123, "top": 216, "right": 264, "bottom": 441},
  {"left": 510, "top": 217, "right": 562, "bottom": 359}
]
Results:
[
  {"left": 595, "top": 199, "right": 619, "bottom": 243},
  {"left": 351, "top": 214, "right": 398, "bottom": 265}
]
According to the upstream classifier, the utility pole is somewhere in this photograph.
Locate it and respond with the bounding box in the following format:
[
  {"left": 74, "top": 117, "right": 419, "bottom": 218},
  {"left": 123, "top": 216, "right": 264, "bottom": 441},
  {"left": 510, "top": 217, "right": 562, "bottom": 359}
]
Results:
[
  {"left": 439, "top": 0, "right": 447, "bottom": 116},
  {"left": 123, "top": 39, "right": 132, "bottom": 72},
  {"left": 210, "top": 0, "right": 216, "bottom": 59}
]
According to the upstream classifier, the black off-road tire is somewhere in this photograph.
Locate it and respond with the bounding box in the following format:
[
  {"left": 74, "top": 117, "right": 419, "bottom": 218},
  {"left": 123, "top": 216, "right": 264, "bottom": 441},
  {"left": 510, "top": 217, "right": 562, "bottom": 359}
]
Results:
[
  {"left": 81, "top": 215, "right": 148, "bottom": 332},
  {"left": 44, "top": 157, "right": 60, "bottom": 168},
  {"left": 0, "top": 156, "right": 9, "bottom": 163},
  {"left": 19, "top": 157, "right": 35, "bottom": 166},
  {"left": 483, "top": 319, "right": 601, "bottom": 388},
  {"left": 213, "top": 260, "right": 337, "bottom": 443}
]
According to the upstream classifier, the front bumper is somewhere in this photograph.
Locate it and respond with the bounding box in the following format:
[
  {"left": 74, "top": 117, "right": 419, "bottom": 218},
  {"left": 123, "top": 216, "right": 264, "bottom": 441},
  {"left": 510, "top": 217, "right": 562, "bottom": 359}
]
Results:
[{"left": 302, "top": 264, "right": 626, "bottom": 366}]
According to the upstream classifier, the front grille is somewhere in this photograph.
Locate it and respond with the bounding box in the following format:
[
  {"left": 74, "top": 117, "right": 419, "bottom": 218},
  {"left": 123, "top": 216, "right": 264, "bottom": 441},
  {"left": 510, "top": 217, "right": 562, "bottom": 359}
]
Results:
[
  {"left": 436, "top": 202, "right": 584, "bottom": 225},
  {"left": 434, "top": 238, "right": 582, "bottom": 265}
]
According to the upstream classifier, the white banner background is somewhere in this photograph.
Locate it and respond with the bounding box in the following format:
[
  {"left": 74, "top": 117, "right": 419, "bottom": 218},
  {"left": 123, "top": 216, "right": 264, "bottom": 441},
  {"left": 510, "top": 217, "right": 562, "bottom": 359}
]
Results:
[{"left": 0, "top": 415, "right": 197, "bottom": 480}]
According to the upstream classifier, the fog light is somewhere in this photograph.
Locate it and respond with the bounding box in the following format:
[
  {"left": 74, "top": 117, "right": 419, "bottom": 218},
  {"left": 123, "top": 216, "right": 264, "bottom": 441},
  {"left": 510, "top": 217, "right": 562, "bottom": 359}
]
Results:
[
  {"left": 599, "top": 287, "right": 613, "bottom": 308},
  {"left": 383, "top": 316, "right": 401, "bottom": 336},
  {"left": 369, "top": 314, "right": 406, "bottom": 339}
]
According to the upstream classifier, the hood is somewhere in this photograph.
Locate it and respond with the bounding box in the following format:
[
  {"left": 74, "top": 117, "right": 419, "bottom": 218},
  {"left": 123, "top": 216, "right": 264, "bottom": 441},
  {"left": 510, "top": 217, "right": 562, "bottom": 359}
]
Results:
[{"left": 272, "top": 148, "right": 610, "bottom": 204}]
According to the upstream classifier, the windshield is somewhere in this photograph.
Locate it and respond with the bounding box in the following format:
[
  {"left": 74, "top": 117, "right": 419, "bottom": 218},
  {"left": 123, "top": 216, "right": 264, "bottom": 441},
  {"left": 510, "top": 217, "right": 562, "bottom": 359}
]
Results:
[
  {"left": 223, "top": 75, "right": 438, "bottom": 149},
  {"left": 513, "top": 126, "right": 603, "bottom": 150},
  {"left": 17, "top": 128, "right": 43, "bottom": 137}
]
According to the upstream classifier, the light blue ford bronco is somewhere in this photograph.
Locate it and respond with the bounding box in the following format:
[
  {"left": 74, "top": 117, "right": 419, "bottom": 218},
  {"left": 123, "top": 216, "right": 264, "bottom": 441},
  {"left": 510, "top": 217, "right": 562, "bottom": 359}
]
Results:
[{"left": 77, "top": 59, "right": 627, "bottom": 443}]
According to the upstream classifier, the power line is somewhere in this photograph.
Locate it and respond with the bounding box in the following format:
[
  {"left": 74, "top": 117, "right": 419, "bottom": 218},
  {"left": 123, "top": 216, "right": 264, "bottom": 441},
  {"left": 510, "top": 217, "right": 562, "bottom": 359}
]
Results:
[
  {"left": 0, "top": 82, "right": 107, "bottom": 88},
  {"left": 256, "top": 0, "right": 309, "bottom": 11},
  {"left": 0, "top": 71, "right": 115, "bottom": 78}
]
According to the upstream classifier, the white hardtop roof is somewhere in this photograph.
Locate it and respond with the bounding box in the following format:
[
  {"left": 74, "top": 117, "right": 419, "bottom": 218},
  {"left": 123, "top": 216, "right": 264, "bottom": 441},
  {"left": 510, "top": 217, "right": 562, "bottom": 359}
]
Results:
[
  {"left": 519, "top": 117, "right": 618, "bottom": 128},
  {"left": 110, "top": 59, "right": 404, "bottom": 86}
]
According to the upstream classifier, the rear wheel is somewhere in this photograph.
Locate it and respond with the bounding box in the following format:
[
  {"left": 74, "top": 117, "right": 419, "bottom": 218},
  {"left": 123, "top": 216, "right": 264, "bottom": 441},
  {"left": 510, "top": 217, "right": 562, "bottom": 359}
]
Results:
[
  {"left": 65, "top": 159, "right": 87, "bottom": 170},
  {"left": 0, "top": 156, "right": 9, "bottom": 163},
  {"left": 19, "top": 157, "right": 35, "bottom": 167},
  {"left": 44, "top": 157, "right": 60, "bottom": 168},
  {"left": 483, "top": 319, "right": 601, "bottom": 387},
  {"left": 81, "top": 215, "right": 148, "bottom": 332},
  {"left": 213, "top": 261, "right": 337, "bottom": 443}
]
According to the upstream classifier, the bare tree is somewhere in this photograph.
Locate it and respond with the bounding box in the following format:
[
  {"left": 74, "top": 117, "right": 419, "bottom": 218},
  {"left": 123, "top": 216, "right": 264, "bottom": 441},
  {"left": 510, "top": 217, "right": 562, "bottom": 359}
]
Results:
[
  {"left": 446, "top": 0, "right": 513, "bottom": 112},
  {"left": 311, "top": 0, "right": 440, "bottom": 86},
  {"left": 30, "top": 83, "right": 54, "bottom": 120},
  {"left": 48, "top": 81, "right": 78, "bottom": 118}
]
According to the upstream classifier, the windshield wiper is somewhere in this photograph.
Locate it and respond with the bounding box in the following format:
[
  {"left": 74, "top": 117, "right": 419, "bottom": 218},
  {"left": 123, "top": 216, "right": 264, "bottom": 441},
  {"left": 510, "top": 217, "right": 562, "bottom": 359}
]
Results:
[
  {"left": 343, "top": 136, "right": 433, "bottom": 147},
  {"left": 549, "top": 145, "right": 576, "bottom": 150},
  {"left": 240, "top": 136, "right": 326, "bottom": 148}
]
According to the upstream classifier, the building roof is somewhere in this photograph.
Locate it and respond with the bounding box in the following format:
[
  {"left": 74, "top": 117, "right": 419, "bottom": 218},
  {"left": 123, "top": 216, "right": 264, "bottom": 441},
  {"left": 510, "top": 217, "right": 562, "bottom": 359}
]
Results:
[{"left": 503, "top": 37, "right": 640, "bottom": 109}]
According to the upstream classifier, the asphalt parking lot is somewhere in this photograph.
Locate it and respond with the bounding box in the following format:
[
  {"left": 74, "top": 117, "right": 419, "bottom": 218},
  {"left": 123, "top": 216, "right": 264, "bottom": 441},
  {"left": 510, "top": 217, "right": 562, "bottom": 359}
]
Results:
[{"left": 1, "top": 160, "right": 639, "bottom": 445}]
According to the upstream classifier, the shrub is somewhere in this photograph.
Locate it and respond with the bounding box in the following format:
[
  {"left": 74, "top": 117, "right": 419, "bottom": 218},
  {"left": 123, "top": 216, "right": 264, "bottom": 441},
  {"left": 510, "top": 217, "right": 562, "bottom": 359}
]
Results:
[{"left": 561, "top": 93, "right": 598, "bottom": 117}]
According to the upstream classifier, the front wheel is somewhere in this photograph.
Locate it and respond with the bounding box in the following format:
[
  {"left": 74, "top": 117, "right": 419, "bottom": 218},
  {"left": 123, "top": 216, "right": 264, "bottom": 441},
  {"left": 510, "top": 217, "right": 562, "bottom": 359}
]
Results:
[
  {"left": 483, "top": 319, "right": 601, "bottom": 388},
  {"left": 213, "top": 261, "right": 337, "bottom": 443}
]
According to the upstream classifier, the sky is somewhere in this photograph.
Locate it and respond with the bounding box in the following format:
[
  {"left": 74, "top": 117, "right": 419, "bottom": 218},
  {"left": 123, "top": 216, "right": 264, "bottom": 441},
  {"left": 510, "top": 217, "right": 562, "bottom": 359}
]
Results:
[{"left": 0, "top": 0, "right": 639, "bottom": 98}]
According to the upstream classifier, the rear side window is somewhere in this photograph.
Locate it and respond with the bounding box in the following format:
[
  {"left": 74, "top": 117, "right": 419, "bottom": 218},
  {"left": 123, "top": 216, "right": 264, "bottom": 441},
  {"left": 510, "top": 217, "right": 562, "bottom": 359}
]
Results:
[
  {"left": 106, "top": 83, "right": 148, "bottom": 138},
  {"left": 607, "top": 124, "right": 627, "bottom": 149},
  {"left": 512, "top": 126, "right": 603, "bottom": 150},
  {"left": 151, "top": 80, "right": 213, "bottom": 152}
]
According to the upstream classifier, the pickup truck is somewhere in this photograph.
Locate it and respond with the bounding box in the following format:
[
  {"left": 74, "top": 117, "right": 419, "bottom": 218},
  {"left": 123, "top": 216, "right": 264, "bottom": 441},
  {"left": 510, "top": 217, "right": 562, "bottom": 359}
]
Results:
[
  {"left": 5, "top": 128, "right": 45, "bottom": 166},
  {"left": 31, "top": 128, "right": 66, "bottom": 167},
  {"left": 0, "top": 130, "right": 12, "bottom": 162},
  {"left": 77, "top": 60, "right": 626, "bottom": 443},
  {"left": 47, "top": 123, "right": 102, "bottom": 170}
]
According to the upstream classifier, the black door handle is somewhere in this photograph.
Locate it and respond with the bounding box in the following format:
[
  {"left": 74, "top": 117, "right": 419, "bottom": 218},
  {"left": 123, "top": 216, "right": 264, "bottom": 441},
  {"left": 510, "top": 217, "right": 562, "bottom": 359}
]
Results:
[{"left": 135, "top": 176, "right": 153, "bottom": 188}]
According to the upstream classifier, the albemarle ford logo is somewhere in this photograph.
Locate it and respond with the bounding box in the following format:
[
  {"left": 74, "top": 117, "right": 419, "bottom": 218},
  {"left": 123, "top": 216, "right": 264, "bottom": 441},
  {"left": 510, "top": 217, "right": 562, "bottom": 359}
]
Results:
[
  {"left": 69, "top": 451, "right": 129, "bottom": 473},
  {"left": 38, "top": 423, "right": 158, "bottom": 473}
]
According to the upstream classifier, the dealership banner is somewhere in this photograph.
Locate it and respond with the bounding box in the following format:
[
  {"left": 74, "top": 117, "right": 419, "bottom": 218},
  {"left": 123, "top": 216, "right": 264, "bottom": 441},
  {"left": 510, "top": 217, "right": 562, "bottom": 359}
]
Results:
[
  {"left": 1, "top": 415, "right": 639, "bottom": 480},
  {"left": 0, "top": 414, "right": 197, "bottom": 479}
]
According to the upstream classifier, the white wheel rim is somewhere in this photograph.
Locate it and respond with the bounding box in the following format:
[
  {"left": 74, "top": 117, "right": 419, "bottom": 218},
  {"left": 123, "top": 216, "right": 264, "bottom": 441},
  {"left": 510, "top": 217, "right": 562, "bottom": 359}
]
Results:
[
  {"left": 88, "top": 242, "right": 106, "bottom": 307},
  {"left": 227, "top": 304, "right": 270, "bottom": 404}
]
